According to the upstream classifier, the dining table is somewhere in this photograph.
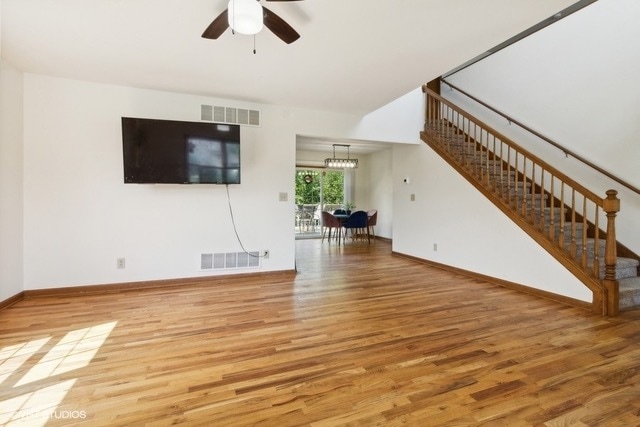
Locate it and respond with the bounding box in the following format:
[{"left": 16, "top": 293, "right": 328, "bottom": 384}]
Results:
[{"left": 334, "top": 214, "right": 350, "bottom": 223}]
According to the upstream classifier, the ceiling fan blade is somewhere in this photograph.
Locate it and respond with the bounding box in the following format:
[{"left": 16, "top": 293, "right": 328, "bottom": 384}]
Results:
[
  {"left": 262, "top": 6, "right": 300, "bottom": 44},
  {"left": 202, "top": 9, "right": 229, "bottom": 39}
]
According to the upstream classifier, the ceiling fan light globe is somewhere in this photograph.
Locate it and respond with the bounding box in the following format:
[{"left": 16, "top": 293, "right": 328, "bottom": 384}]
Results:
[{"left": 228, "top": 0, "right": 264, "bottom": 35}]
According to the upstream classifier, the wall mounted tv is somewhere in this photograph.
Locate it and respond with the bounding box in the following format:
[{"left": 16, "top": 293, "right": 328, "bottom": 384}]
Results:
[{"left": 121, "top": 117, "right": 240, "bottom": 184}]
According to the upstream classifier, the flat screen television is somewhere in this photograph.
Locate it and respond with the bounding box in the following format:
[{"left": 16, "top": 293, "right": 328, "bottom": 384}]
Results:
[{"left": 121, "top": 117, "right": 241, "bottom": 184}]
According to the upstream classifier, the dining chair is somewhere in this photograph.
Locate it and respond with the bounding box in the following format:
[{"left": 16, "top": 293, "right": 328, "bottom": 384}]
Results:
[
  {"left": 367, "top": 209, "right": 378, "bottom": 240},
  {"left": 321, "top": 211, "right": 343, "bottom": 243},
  {"left": 343, "top": 210, "right": 369, "bottom": 244},
  {"left": 300, "top": 204, "right": 318, "bottom": 232}
]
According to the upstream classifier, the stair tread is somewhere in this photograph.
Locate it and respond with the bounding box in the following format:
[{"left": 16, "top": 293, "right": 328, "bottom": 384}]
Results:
[
  {"left": 619, "top": 276, "right": 640, "bottom": 310},
  {"left": 620, "top": 276, "right": 640, "bottom": 291},
  {"left": 617, "top": 257, "right": 640, "bottom": 268},
  {"left": 583, "top": 256, "right": 639, "bottom": 267}
]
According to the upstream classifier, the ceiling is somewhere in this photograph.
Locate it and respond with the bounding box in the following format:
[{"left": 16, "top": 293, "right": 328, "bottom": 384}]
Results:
[
  {"left": 1, "top": 0, "right": 577, "bottom": 118},
  {"left": 297, "top": 135, "right": 395, "bottom": 155}
]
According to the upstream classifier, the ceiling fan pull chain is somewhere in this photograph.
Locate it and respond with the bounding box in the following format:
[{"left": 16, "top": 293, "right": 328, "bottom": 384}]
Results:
[{"left": 253, "top": 34, "right": 257, "bottom": 54}]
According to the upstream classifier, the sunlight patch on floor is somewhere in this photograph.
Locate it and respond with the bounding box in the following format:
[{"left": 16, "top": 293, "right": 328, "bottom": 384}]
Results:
[
  {"left": 0, "top": 321, "right": 117, "bottom": 425},
  {"left": 0, "top": 379, "right": 77, "bottom": 426},
  {"left": 15, "top": 321, "right": 117, "bottom": 386},
  {"left": 0, "top": 338, "right": 51, "bottom": 386}
]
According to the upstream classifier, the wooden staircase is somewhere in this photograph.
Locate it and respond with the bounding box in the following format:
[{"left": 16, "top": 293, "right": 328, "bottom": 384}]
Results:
[{"left": 420, "top": 86, "right": 640, "bottom": 316}]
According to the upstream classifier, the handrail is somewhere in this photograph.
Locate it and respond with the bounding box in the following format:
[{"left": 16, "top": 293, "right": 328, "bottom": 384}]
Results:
[
  {"left": 424, "top": 86, "right": 603, "bottom": 204},
  {"left": 440, "top": 78, "right": 640, "bottom": 196}
]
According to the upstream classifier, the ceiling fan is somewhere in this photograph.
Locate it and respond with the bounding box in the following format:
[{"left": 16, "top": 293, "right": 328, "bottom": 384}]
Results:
[{"left": 202, "top": 0, "right": 302, "bottom": 45}]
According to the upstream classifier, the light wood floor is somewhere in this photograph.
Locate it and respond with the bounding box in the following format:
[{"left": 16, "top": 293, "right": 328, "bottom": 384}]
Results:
[{"left": 2, "top": 239, "right": 640, "bottom": 426}]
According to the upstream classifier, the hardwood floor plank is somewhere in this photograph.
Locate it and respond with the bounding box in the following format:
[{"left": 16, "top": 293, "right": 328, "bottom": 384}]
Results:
[{"left": 2, "top": 239, "right": 640, "bottom": 425}]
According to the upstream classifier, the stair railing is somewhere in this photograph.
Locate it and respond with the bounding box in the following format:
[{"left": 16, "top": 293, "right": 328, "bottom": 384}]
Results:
[
  {"left": 422, "top": 85, "right": 620, "bottom": 315},
  {"left": 440, "top": 79, "right": 640, "bottom": 196}
]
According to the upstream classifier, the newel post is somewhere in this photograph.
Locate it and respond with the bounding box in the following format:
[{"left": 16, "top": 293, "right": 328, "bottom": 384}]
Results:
[
  {"left": 423, "top": 78, "right": 441, "bottom": 131},
  {"left": 603, "top": 189, "right": 620, "bottom": 316},
  {"left": 422, "top": 84, "right": 429, "bottom": 131}
]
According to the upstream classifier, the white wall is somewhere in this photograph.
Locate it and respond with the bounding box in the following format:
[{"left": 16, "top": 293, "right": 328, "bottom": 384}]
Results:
[
  {"left": 354, "top": 88, "right": 425, "bottom": 144},
  {"left": 21, "top": 74, "right": 362, "bottom": 290},
  {"left": 443, "top": 0, "right": 640, "bottom": 256},
  {"left": 363, "top": 149, "right": 393, "bottom": 239},
  {"left": 0, "top": 60, "right": 24, "bottom": 301}
]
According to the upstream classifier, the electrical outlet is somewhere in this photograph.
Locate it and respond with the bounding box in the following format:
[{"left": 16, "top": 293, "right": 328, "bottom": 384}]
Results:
[
  {"left": 410, "top": 193, "right": 416, "bottom": 201},
  {"left": 279, "top": 192, "right": 288, "bottom": 202},
  {"left": 117, "top": 258, "right": 126, "bottom": 269},
  {"left": 263, "top": 250, "right": 270, "bottom": 259},
  {"left": 433, "top": 243, "right": 438, "bottom": 251}
]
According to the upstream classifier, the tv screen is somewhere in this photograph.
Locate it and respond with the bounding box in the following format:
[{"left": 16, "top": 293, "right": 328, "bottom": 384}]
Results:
[{"left": 121, "top": 117, "right": 241, "bottom": 184}]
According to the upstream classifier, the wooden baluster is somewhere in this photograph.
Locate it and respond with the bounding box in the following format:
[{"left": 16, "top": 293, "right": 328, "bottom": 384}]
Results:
[
  {"left": 442, "top": 105, "right": 448, "bottom": 148},
  {"left": 603, "top": 189, "right": 620, "bottom": 316},
  {"left": 491, "top": 135, "right": 497, "bottom": 191},
  {"left": 442, "top": 104, "right": 448, "bottom": 147},
  {"left": 440, "top": 105, "right": 444, "bottom": 143},
  {"left": 477, "top": 128, "right": 482, "bottom": 179},
  {"left": 424, "top": 90, "right": 429, "bottom": 131},
  {"left": 485, "top": 135, "right": 490, "bottom": 185},
  {"left": 547, "top": 175, "right": 555, "bottom": 238},
  {"left": 507, "top": 145, "right": 518, "bottom": 206},
  {"left": 430, "top": 95, "right": 435, "bottom": 134},
  {"left": 514, "top": 152, "right": 519, "bottom": 211},
  {"left": 458, "top": 112, "right": 464, "bottom": 160},
  {"left": 570, "top": 189, "right": 577, "bottom": 256},
  {"left": 473, "top": 128, "right": 480, "bottom": 176},
  {"left": 470, "top": 121, "right": 477, "bottom": 169},
  {"left": 438, "top": 102, "right": 443, "bottom": 144},
  {"left": 538, "top": 168, "right": 545, "bottom": 227},
  {"left": 461, "top": 116, "right": 467, "bottom": 163},
  {"left": 449, "top": 107, "right": 454, "bottom": 151},
  {"left": 529, "top": 160, "right": 536, "bottom": 222},
  {"left": 559, "top": 181, "right": 566, "bottom": 249},
  {"left": 520, "top": 157, "right": 526, "bottom": 215},
  {"left": 478, "top": 128, "right": 484, "bottom": 181},
  {"left": 581, "top": 197, "right": 588, "bottom": 268},
  {"left": 498, "top": 140, "right": 504, "bottom": 199},
  {"left": 593, "top": 208, "right": 600, "bottom": 280},
  {"left": 453, "top": 110, "right": 458, "bottom": 157}
]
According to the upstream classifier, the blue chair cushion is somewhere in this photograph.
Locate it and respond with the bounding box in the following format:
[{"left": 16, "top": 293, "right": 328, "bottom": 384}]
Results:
[{"left": 343, "top": 211, "right": 368, "bottom": 229}]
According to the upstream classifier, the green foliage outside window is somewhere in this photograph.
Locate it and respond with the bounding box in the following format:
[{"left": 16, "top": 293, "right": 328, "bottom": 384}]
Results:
[
  {"left": 295, "top": 170, "right": 344, "bottom": 205},
  {"left": 322, "top": 171, "right": 344, "bottom": 204}
]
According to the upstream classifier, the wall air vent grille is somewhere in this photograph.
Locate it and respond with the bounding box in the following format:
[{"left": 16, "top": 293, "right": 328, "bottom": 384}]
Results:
[
  {"left": 200, "top": 253, "right": 213, "bottom": 270},
  {"left": 200, "top": 105, "right": 213, "bottom": 122},
  {"left": 237, "top": 108, "right": 248, "bottom": 125},
  {"left": 200, "top": 251, "right": 261, "bottom": 270},
  {"left": 225, "top": 107, "right": 237, "bottom": 124},
  {"left": 201, "top": 104, "right": 261, "bottom": 127},
  {"left": 213, "top": 106, "right": 226, "bottom": 123},
  {"left": 248, "top": 110, "right": 260, "bottom": 126}
]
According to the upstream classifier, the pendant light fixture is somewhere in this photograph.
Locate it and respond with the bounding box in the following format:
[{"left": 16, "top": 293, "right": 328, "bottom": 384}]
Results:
[{"left": 325, "top": 144, "right": 358, "bottom": 169}]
